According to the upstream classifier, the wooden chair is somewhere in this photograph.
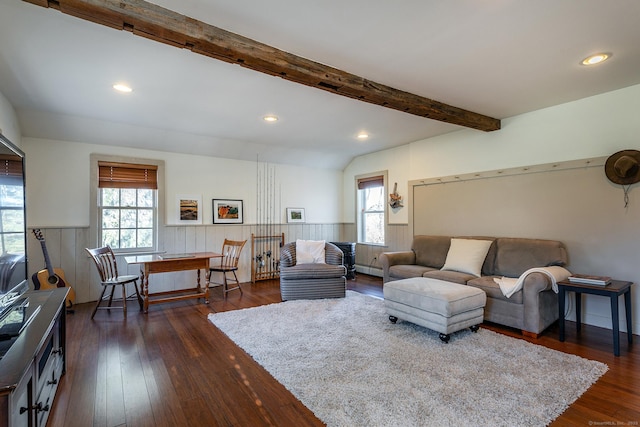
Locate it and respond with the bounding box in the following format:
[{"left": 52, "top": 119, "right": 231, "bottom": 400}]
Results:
[
  {"left": 209, "top": 239, "right": 247, "bottom": 300},
  {"left": 85, "top": 246, "right": 142, "bottom": 319}
]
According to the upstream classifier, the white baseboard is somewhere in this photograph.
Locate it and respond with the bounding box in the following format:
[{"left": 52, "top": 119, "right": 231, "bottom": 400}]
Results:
[{"left": 355, "top": 265, "right": 383, "bottom": 277}]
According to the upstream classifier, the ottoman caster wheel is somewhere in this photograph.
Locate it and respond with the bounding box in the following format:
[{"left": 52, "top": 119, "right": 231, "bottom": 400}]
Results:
[
  {"left": 439, "top": 333, "right": 450, "bottom": 343},
  {"left": 470, "top": 325, "right": 480, "bottom": 333},
  {"left": 389, "top": 315, "right": 398, "bottom": 324}
]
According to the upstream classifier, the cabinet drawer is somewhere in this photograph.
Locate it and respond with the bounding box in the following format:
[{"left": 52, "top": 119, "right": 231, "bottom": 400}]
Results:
[{"left": 9, "top": 367, "right": 32, "bottom": 427}]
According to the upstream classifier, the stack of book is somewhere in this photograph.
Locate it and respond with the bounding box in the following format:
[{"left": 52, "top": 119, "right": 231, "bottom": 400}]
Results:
[{"left": 567, "top": 274, "right": 612, "bottom": 286}]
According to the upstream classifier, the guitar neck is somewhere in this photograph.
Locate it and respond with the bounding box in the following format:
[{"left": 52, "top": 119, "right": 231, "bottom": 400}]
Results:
[{"left": 40, "top": 240, "right": 56, "bottom": 276}]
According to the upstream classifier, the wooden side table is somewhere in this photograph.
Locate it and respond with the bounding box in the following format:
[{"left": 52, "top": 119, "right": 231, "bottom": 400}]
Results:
[{"left": 557, "top": 279, "right": 633, "bottom": 356}]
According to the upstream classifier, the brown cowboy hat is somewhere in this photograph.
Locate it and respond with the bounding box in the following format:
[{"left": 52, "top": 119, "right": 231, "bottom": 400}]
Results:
[{"left": 605, "top": 149, "right": 640, "bottom": 185}]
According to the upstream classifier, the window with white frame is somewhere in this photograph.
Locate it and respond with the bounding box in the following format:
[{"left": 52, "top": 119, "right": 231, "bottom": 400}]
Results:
[
  {"left": 357, "top": 175, "right": 385, "bottom": 245},
  {"left": 97, "top": 161, "right": 158, "bottom": 251},
  {"left": 0, "top": 179, "right": 25, "bottom": 254}
]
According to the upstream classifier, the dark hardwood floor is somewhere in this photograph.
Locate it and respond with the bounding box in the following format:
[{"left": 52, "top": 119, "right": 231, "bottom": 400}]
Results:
[{"left": 49, "top": 274, "right": 639, "bottom": 427}]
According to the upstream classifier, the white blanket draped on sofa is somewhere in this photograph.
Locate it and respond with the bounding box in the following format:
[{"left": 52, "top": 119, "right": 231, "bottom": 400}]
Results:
[{"left": 493, "top": 266, "right": 572, "bottom": 298}]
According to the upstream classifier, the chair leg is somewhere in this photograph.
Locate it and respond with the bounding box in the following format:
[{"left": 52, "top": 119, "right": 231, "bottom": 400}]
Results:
[
  {"left": 134, "top": 280, "right": 143, "bottom": 311},
  {"left": 91, "top": 286, "right": 108, "bottom": 319},
  {"left": 121, "top": 284, "right": 127, "bottom": 317},
  {"left": 223, "top": 273, "right": 228, "bottom": 301},
  {"left": 222, "top": 271, "right": 242, "bottom": 300},
  {"left": 233, "top": 271, "right": 242, "bottom": 296},
  {"left": 108, "top": 285, "right": 116, "bottom": 309}
]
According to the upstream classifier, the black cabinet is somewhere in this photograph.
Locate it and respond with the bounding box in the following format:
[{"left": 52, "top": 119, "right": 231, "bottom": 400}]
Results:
[
  {"left": 330, "top": 242, "right": 356, "bottom": 280},
  {"left": 0, "top": 288, "right": 67, "bottom": 427}
]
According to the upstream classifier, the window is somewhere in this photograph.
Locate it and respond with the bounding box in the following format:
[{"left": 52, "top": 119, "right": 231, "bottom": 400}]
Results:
[
  {"left": 0, "top": 184, "right": 24, "bottom": 253},
  {"left": 97, "top": 161, "right": 158, "bottom": 251},
  {"left": 357, "top": 175, "right": 385, "bottom": 245},
  {"left": 0, "top": 156, "right": 24, "bottom": 253}
]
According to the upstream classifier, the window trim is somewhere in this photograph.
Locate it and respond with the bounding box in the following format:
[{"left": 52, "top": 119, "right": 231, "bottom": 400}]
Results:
[
  {"left": 90, "top": 154, "right": 165, "bottom": 254},
  {"left": 355, "top": 171, "right": 387, "bottom": 246}
]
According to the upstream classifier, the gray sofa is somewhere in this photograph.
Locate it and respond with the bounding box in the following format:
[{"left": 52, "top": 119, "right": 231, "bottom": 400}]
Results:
[
  {"left": 280, "top": 241, "right": 346, "bottom": 300},
  {"left": 380, "top": 235, "right": 568, "bottom": 337}
]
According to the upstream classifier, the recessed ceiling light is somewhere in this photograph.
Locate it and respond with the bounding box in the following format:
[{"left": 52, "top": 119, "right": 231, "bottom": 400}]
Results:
[
  {"left": 580, "top": 53, "right": 610, "bottom": 66},
  {"left": 113, "top": 83, "right": 133, "bottom": 93},
  {"left": 263, "top": 115, "right": 279, "bottom": 122},
  {"left": 357, "top": 132, "right": 369, "bottom": 140}
]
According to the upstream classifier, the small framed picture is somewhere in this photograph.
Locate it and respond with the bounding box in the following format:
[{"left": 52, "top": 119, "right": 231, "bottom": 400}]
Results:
[
  {"left": 213, "top": 199, "right": 244, "bottom": 224},
  {"left": 286, "top": 207, "right": 305, "bottom": 223},
  {"left": 177, "top": 194, "right": 202, "bottom": 224}
]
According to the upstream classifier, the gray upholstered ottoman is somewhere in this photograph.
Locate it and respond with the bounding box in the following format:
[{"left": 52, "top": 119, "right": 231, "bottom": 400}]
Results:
[{"left": 384, "top": 277, "right": 486, "bottom": 342}]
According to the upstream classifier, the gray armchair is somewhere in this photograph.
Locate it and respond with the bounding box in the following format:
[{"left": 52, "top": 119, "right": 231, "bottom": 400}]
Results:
[{"left": 280, "top": 241, "right": 347, "bottom": 300}]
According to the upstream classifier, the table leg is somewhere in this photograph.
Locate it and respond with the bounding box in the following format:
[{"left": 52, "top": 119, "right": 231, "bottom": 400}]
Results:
[
  {"left": 204, "top": 269, "right": 210, "bottom": 304},
  {"left": 559, "top": 288, "right": 566, "bottom": 342},
  {"left": 575, "top": 292, "right": 582, "bottom": 333},
  {"left": 195, "top": 268, "right": 210, "bottom": 304},
  {"left": 624, "top": 289, "right": 633, "bottom": 344},
  {"left": 611, "top": 294, "right": 620, "bottom": 357}
]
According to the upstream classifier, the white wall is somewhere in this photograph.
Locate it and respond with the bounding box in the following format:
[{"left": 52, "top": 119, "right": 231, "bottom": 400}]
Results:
[
  {"left": 0, "top": 90, "right": 21, "bottom": 146},
  {"left": 344, "top": 84, "right": 640, "bottom": 224},
  {"left": 23, "top": 138, "right": 343, "bottom": 227},
  {"left": 343, "top": 83, "right": 640, "bottom": 335}
]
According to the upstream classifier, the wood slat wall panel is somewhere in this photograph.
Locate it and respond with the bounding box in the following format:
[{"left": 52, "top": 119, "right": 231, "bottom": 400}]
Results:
[{"left": 27, "top": 222, "right": 371, "bottom": 303}]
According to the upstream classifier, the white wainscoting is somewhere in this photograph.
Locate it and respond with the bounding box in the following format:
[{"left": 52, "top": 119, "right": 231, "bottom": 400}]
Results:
[{"left": 28, "top": 223, "right": 348, "bottom": 304}]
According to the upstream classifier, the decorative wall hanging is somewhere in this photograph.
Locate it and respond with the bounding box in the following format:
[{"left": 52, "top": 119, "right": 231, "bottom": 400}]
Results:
[
  {"left": 605, "top": 149, "right": 640, "bottom": 207},
  {"left": 389, "top": 182, "right": 403, "bottom": 208},
  {"left": 286, "top": 208, "right": 305, "bottom": 223},
  {"left": 177, "top": 194, "right": 202, "bottom": 224},
  {"left": 212, "top": 199, "right": 243, "bottom": 224}
]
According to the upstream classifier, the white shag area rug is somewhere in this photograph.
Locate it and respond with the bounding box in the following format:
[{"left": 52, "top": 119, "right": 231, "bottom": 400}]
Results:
[{"left": 208, "top": 291, "right": 608, "bottom": 427}]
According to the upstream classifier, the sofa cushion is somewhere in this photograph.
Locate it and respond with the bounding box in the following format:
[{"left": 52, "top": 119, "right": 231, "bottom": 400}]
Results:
[
  {"left": 280, "top": 263, "right": 345, "bottom": 280},
  {"left": 390, "top": 264, "right": 437, "bottom": 280},
  {"left": 466, "top": 276, "right": 524, "bottom": 304},
  {"left": 411, "top": 235, "right": 451, "bottom": 268},
  {"left": 441, "top": 238, "right": 493, "bottom": 277},
  {"left": 296, "top": 239, "right": 325, "bottom": 264},
  {"left": 450, "top": 236, "right": 497, "bottom": 276},
  {"left": 423, "top": 269, "right": 475, "bottom": 285},
  {"left": 493, "top": 238, "right": 567, "bottom": 277}
]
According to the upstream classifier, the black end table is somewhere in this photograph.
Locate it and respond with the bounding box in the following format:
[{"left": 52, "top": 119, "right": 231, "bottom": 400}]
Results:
[{"left": 557, "top": 279, "right": 633, "bottom": 356}]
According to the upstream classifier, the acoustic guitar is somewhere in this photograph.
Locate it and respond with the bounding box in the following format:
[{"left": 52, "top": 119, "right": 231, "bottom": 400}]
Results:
[{"left": 32, "top": 229, "right": 76, "bottom": 310}]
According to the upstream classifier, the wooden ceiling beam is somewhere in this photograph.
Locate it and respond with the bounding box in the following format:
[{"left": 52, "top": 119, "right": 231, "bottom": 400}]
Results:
[{"left": 23, "top": 0, "right": 501, "bottom": 132}]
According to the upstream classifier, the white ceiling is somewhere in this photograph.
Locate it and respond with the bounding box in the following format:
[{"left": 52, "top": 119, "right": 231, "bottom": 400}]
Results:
[{"left": 1, "top": 1, "right": 639, "bottom": 169}]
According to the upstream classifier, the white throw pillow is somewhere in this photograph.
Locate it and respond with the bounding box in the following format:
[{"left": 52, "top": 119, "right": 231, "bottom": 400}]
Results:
[
  {"left": 441, "top": 238, "right": 493, "bottom": 277},
  {"left": 296, "top": 239, "right": 326, "bottom": 264}
]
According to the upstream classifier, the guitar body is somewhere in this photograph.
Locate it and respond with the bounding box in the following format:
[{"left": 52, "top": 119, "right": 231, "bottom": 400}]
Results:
[
  {"left": 32, "top": 229, "right": 76, "bottom": 311},
  {"left": 32, "top": 267, "right": 76, "bottom": 308}
]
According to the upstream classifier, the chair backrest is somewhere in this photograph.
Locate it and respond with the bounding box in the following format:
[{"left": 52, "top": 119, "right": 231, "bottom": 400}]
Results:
[
  {"left": 280, "top": 241, "right": 343, "bottom": 268},
  {"left": 85, "top": 246, "right": 120, "bottom": 282},
  {"left": 219, "top": 239, "right": 247, "bottom": 269}
]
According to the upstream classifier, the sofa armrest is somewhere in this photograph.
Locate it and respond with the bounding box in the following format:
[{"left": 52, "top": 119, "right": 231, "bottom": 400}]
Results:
[
  {"left": 522, "top": 272, "right": 554, "bottom": 294},
  {"left": 325, "top": 242, "right": 344, "bottom": 266},
  {"left": 280, "top": 242, "right": 296, "bottom": 268},
  {"left": 380, "top": 251, "right": 416, "bottom": 283},
  {"left": 522, "top": 272, "right": 559, "bottom": 335}
]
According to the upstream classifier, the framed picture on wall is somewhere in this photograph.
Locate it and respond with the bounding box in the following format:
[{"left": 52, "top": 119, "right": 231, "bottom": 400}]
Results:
[
  {"left": 286, "top": 207, "right": 305, "bottom": 223},
  {"left": 177, "top": 194, "right": 202, "bottom": 224},
  {"left": 213, "top": 199, "right": 244, "bottom": 224}
]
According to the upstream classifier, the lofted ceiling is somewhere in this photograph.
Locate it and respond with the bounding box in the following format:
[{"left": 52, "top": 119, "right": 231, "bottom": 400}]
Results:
[{"left": 1, "top": 1, "right": 640, "bottom": 170}]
